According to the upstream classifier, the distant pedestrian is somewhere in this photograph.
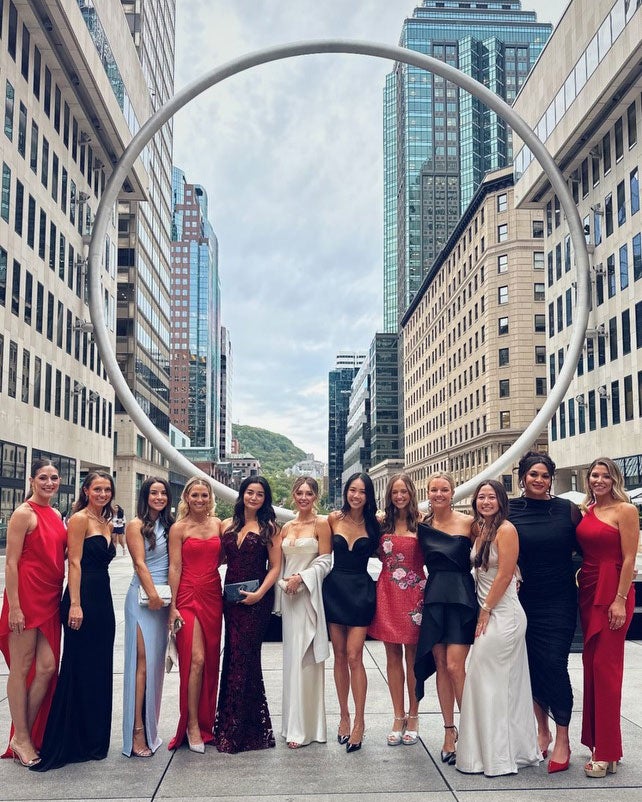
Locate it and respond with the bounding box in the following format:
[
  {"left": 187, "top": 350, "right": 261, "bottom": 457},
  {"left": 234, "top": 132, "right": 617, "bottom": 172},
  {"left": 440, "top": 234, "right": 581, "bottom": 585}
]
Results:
[{"left": 113, "top": 504, "right": 127, "bottom": 555}]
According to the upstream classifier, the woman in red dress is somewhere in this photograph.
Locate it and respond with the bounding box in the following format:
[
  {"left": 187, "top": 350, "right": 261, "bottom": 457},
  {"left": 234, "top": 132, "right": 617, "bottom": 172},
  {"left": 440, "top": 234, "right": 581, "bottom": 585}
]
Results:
[
  {"left": 0, "top": 458, "right": 67, "bottom": 767},
  {"left": 368, "top": 474, "right": 425, "bottom": 746},
  {"left": 168, "top": 477, "right": 223, "bottom": 753},
  {"left": 576, "top": 457, "right": 638, "bottom": 778}
]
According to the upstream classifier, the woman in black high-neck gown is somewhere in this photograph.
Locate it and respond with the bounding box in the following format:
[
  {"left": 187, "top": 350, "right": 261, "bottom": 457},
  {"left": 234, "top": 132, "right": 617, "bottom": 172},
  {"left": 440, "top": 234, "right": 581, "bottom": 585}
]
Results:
[{"left": 508, "top": 452, "right": 580, "bottom": 774}]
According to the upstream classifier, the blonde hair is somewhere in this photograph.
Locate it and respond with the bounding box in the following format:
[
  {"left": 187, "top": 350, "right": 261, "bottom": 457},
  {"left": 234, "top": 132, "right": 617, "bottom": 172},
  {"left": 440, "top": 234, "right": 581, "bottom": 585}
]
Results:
[
  {"left": 425, "top": 472, "right": 455, "bottom": 520},
  {"left": 582, "top": 457, "right": 630, "bottom": 506},
  {"left": 176, "top": 476, "right": 215, "bottom": 521}
]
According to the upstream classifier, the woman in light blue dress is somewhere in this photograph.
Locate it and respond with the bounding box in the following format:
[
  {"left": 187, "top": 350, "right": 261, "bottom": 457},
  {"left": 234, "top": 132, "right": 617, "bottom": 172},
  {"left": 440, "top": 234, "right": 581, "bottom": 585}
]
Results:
[{"left": 122, "top": 478, "right": 174, "bottom": 757}]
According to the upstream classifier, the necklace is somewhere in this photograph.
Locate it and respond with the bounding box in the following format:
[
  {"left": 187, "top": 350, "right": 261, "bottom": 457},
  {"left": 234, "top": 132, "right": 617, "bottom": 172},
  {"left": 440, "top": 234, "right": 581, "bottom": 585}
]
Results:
[
  {"left": 348, "top": 516, "right": 365, "bottom": 526},
  {"left": 86, "top": 509, "right": 107, "bottom": 526}
]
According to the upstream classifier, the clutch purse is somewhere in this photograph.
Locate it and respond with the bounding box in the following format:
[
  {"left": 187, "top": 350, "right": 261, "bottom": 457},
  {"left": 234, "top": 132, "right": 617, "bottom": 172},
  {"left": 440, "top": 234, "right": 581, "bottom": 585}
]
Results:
[
  {"left": 224, "top": 579, "right": 260, "bottom": 603},
  {"left": 138, "top": 584, "right": 172, "bottom": 607}
]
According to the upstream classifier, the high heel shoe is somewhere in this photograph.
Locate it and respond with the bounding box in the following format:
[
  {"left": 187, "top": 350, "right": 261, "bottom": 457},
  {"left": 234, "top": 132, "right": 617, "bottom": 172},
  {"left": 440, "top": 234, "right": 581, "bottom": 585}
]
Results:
[
  {"left": 337, "top": 718, "right": 350, "bottom": 745},
  {"left": 441, "top": 724, "right": 458, "bottom": 765},
  {"left": 9, "top": 739, "right": 41, "bottom": 768},
  {"left": 132, "top": 726, "right": 153, "bottom": 758},
  {"left": 387, "top": 715, "right": 406, "bottom": 746},
  {"left": 584, "top": 759, "right": 617, "bottom": 778},
  {"left": 402, "top": 714, "right": 419, "bottom": 746},
  {"left": 547, "top": 750, "right": 571, "bottom": 774},
  {"left": 346, "top": 726, "right": 365, "bottom": 753},
  {"left": 187, "top": 737, "right": 205, "bottom": 754}
]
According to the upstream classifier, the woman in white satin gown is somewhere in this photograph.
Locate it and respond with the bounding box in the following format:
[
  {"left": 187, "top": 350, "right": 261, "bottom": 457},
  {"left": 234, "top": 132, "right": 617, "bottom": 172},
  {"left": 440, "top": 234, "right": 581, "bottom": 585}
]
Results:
[
  {"left": 276, "top": 477, "right": 332, "bottom": 749},
  {"left": 457, "top": 480, "right": 540, "bottom": 777}
]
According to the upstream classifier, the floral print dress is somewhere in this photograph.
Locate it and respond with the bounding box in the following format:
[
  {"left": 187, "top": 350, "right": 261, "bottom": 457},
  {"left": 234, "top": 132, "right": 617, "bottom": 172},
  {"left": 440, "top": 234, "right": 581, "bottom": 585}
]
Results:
[{"left": 368, "top": 532, "right": 426, "bottom": 643}]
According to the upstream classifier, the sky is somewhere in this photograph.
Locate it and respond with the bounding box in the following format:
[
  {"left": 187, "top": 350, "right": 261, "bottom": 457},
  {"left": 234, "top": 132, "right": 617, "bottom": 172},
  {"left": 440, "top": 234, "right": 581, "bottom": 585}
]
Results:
[{"left": 173, "top": 1, "right": 567, "bottom": 463}]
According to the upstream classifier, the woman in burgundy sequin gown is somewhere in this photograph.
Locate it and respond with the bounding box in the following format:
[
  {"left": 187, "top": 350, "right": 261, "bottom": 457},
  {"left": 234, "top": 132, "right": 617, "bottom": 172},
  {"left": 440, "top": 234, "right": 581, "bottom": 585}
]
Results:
[{"left": 214, "top": 476, "right": 281, "bottom": 754}]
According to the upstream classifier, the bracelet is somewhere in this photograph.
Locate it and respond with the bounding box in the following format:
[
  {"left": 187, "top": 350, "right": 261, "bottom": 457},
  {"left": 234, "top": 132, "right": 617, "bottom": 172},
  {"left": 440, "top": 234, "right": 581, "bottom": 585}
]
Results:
[
  {"left": 481, "top": 603, "right": 492, "bottom": 613},
  {"left": 616, "top": 591, "right": 628, "bottom": 600}
]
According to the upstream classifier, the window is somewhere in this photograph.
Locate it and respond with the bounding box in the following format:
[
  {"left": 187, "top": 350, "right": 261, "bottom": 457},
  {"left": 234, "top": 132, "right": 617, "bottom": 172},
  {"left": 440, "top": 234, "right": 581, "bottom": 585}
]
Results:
[
  {"left": 497, "top": 193, "right": 507, "bottom": 212},
  {"left": 498, "top": 286, "right": 508, "bottom": 304},
  {"left": 13, "top": 179, "right": 23, "bottom": 235},
  {"left": 17, "top": 102, "right": 26, "bottom": 157},
  {"left": 612, "top": 381, "right": 621, "bottom": 425},
  {"left": 499, "top": 379, "right": 510, "bottom": 397},
  {"left": 615, "top": 117, "right": 624, "bottom": 161},
  {"left": 534, "top": 314, "right": 545, "bottom": 333},
  {"left": 27, "top": 195, "right": 35, "bottom": 248},
  {"left": 534, "top": 282, "right": 545, "bottom": 301},
  {"left": 610, "top": 317, "right": 618, "bottom": 361},
  {"left": 35, "top": 282, "right": 43, "bottom": 333},
  {"left": 555, "top": 242, "right": 562, "bottom": 280},
  {"left": 33, "top": 46, "right": 41, "bottom": 99},
  {"left": 24, "top": 271, "right": 32, "bottom": 326},
  {"left": 497, "top": 223, "right": 508, "bottom": 242},
  {"left": 29, "top": 121, "right": 38, "bottom": 173},
  {"left": 588, "top": 389, "right": 596, "bottom": 430},
  {"left": 33, "top": 356, "right": 41, "bottom": 408},
  {"left": 628, "top": 100, "right": 637, "bottom": 148},
  {"left": 497, "top": 254, "right": 508, "bottom": 273},
  {"left": 8, "top": 2, "right": 18, "bottom": 60},
  {"left": 46, "top": 292, "right": 54, "bottom": 341},
  {"left": 605, "top": 193, "right": 613, "bottom": 236},
  {"left": 498, "top": 348, "right": 509, "bottom": 366},
  {"left": 11, "top": 259, "right": 20, "bottom": 316},
  {"left": 44, "top": 363, "right": 51, "bottom": 412},
  {"left": 536, "top": 377, "right": 546, "bottom": 396},
  {"left": 624, "top": 374, "right": 634, "bottom": 420},
  {"left": 498, "top": 316, "right": 509, "bottom": 335},
  {"left": 631, "top": 168, "right": 639, "bottom": 215},
  {"left": 41, "top": 138, "right": 49, "bottom": 188},
  {"left": 4, "top": 81, "right": 14, "bottom": 141},
  {"left": 533, "top": 251, "right": 544, "bottom": 270},
  {"left": 532, "top": 220, "right": 544, "bottom": 238},
  {"left": 8, "top": 341, "right": 17, "bottom": 399},
  {"left": 603, "top": 130, "right": 612, "bottom": 173},
  {"left": 548, "top": 302, "right": 555, "bottom": 336},
  {"left": 623, "top": 309, "right": 631, "bottom": 354},
  {"left": 501, "top": 475, "right": 513, "bottom": 493},
  {"left": 38, "top": 209, "right": 46, "bottom": 259},
  {"left": 556, "top": 295, "right": 563, "bottom": 333},
  {"left": 620, "top": 244, "right": 629, "bottom": 290},
  {"left": 607, "top": 253, "right": 616, "bottom": 297},
  {"left": 21, "top": 350, "right": 29, "bottom": 404},
  {"left": 565, "top": 288, "right": 572, "bottom": 326},
  {"left": 535, "top": 345, "right": 546, "bottom": 364},
  {"left": 617, "top": 180, "right": 626, "bottom": 226},
  {"left": 499, "top": 411, "right": 511, "bottom": 429},
  {"left": 44, "top": 67, "right": 52, "bottom": 117},
  {"left": 1, "top": 163, "right": 10, "bottom": 222}
]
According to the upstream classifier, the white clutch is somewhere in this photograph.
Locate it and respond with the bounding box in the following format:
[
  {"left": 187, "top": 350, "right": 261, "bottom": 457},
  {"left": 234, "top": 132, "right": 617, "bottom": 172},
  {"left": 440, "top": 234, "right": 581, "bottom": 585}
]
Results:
[{"left": 138, "top": 584, "right": 171, "bottom": 607}]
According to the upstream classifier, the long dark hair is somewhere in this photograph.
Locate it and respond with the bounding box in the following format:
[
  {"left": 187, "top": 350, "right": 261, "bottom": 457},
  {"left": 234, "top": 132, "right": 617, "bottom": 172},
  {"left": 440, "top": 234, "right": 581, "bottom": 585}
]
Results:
[
  {"left": 137, "top": 476, "right": 174, "bottom": 550},
  {"left": 228, "top": 476, "right": 277, "bottom": 546},
  {"left": 471, "top": 479, "right": 509, "bottom": 571},
  {"left": 381, "top": 473, "right": 420, "bottom": 534},
  {"left": 25, "top": 458, "right": 59, "bottom": 501},
  {"left": 73, "top": 470, "right": 115, "bottom": 520},
  {"left": 341, "top": 472, "right": 380, "bottom": 549}
]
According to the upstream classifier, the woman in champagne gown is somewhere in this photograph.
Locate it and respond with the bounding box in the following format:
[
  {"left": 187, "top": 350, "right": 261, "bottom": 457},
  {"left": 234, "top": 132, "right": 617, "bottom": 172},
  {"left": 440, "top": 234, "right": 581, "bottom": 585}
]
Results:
[
  {"left": 457, "top": 480, "right": 539, "bottom": 777},
  {"left": 32, "top": 471, "right": 116, "bottom": 772},
  {"left": 576, "top": 458, "right": 637, "bottom": 778},
  {"left": 276, "top": 477, "right": 331, "bottom": 748},
  {"left": 122, "top": 478, "right": 174, "bottom": 757},
  {"left": 214, "top": 476, "right": 281, "bottom": 754},
  {"left": 0, "top": 459, "right": 67, "bottom": 767},
  {"left": 167, "top": 477, "right": 222, "bottom": 753}
]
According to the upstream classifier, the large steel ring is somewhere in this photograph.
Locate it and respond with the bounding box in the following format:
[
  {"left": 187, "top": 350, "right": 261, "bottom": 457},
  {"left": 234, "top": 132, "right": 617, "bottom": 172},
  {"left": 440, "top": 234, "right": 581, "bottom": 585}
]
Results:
[{"left": 88, "top": 40, "right": 590, "bottom": 516}]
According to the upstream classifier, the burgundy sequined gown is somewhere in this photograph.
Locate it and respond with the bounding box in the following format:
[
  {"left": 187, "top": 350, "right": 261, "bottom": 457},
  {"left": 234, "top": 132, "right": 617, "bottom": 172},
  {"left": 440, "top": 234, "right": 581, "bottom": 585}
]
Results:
[{"left": 214, "top": 529, "right": 275, "bottom": 753}]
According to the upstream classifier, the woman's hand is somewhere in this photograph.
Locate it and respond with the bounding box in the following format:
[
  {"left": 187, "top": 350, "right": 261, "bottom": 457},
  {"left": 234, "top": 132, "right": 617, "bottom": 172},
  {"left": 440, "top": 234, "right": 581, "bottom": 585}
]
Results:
[
  {"left": 147, "top": 593, "right": 164, "bottom": 611},
  {"left": 169, "top": 606, "right": 183, "bottom": 632},
  {"left": 608, "top": 596, "right": 627, "bottom": 630},
  {"left": 239, "top": 589, "right": 261, "bottom": 605},
  {"left": 475, "top": 608, "right": 491, "bottom": 637},
  {"left": 284, "top": 574, "right": 303, "bottom": 594},
  {"left": 8, "top": 606, "right": 25, "bottom": 635},
  {"left": 68, "top": 603, "right": 83, "bottom": 630}
]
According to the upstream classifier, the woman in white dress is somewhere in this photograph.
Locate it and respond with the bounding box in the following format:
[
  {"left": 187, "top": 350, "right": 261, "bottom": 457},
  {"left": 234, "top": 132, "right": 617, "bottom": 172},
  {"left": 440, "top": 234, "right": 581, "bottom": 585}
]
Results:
[
  {"left": 276, "top": 477, "right": 331, "bottom": 749},
  {"left": 456, "top": 480, "right": 540, "bottom": 777}
]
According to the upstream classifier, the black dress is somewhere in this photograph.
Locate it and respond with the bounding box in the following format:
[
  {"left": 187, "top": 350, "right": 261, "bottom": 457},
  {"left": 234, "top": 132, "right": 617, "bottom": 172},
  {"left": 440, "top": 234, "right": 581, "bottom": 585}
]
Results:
[
  {"left": 322, "top": 534, "right": 376, "bottom": 626},
  {"left": 32, "top": 535, "right": 116, "bottom": 771},
  {"left": 414, "top": 522, "right": 476, "bottom": 701},
  {"left": 508, "top": 496, "right": 580, "bottom": 726},
  {"left": 214, "top": 530, "right": 275, "bottom": 753}
]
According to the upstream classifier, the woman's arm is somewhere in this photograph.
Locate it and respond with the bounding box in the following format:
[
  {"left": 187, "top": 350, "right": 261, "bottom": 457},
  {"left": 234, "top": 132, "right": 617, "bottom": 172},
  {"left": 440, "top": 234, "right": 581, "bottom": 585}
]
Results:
[
  {"left": 66, "top": 514, "right": 87, "bottom": 628},
  {"left": 241, "top": 527, "right": 282, "bottom": 605},
  {"left": 126, "top": 518, "right": 164, "bottom": 611},
  {"left": 167, "top": 522, "right": 184, "bottom": 629},
  {"left": 475, "top": 521, "right": 519, "bottom": 637},
  {"left": 4, "top": 505, "right": 36, "bottom": 633},
  {"left": 608, "top": 503, "right": 639, "bottom": 629}
]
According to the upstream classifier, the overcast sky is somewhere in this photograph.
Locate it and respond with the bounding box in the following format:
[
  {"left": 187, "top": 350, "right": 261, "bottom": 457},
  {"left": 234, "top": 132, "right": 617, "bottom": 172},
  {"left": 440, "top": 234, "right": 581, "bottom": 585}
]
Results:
[{"left": 173, "top": 1, "right": 567, "bottom": 463}]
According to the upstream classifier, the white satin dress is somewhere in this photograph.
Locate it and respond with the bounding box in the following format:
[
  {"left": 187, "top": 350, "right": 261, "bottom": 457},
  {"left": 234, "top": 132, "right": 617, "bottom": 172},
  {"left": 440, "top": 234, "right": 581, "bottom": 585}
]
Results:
[
  {"left": 456, "top": 541, "right": 540, "bottom": 776},
  {"left": 280, "top": 536, "right": 331, "bottom": 746}
]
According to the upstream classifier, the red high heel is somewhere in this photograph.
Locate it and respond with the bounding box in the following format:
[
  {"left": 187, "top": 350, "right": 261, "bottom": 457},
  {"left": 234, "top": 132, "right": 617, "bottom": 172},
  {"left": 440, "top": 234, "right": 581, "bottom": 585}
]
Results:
[{"left": 547, "top": 750, "right": 571, "bottom": 774}]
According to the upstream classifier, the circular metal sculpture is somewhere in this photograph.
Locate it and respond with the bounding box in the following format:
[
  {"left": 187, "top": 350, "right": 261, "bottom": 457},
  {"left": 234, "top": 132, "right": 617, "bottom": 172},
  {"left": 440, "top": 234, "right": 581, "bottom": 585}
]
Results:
[{"left": 88, "top": 40, "right": 590, "bottom": 515}]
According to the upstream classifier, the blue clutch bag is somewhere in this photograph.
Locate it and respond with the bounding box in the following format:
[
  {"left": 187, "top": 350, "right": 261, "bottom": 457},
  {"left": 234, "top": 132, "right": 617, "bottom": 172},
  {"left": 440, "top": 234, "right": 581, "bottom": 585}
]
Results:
[{"left": 224, "top": 579, "right": 260, "bottom": 603}]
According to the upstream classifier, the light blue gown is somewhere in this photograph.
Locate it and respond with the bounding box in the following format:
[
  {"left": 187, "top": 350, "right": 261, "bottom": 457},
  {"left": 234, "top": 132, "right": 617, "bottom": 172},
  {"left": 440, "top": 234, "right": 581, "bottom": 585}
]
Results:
[{"left": 122, "top": 520, "right": 170, "bottom": 756}]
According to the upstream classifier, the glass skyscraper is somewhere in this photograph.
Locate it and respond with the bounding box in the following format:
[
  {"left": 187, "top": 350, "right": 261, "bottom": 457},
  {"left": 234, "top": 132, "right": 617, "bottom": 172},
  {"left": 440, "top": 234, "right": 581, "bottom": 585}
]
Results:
[{"left": 383, "top": 0, "right": 552, "bottom": 331}]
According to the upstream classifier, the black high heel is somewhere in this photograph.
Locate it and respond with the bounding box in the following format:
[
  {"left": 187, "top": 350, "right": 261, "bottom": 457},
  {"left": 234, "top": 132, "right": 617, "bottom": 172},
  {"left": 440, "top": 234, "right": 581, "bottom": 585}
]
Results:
[
  {"left": 337, "top": 720, "right": 350, "bottom": 745},
  {"left": 441, "top": 724, "right": 458, "bottom": 765},
  {"left": 346, "top": 725, "right": 365, "bottom": 753}
]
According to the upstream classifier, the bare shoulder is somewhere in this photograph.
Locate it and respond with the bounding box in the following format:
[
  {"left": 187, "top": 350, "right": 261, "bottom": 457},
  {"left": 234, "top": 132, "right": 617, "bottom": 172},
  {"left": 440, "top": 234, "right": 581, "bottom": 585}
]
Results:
[
  {"left": 618, "top": 501, "right": 639, "bottom": 523},
  {"left": 454, "top": 511, "right": 473, "bottom": 534},
  {"left": 315, "top": 516, "right": 331, "bottom": 535},
  {"left": 221, "top": 517, "right": 233, "bottom": 532},
  {"left": 9, "top": 502, "right": 37, "bottom": 525},
  {"left": 327, "top": 510, "right": 342, "bottom": 526},
  {"left": 497, "top": 520, "right": 518, "bottom": 541}
]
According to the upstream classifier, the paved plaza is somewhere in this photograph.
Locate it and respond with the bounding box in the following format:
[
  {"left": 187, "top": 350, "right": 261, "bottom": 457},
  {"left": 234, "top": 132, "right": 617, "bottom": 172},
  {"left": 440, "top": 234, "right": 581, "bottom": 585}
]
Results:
[{"left": 1, "top": 552, "right": 641, "bottom": 802}]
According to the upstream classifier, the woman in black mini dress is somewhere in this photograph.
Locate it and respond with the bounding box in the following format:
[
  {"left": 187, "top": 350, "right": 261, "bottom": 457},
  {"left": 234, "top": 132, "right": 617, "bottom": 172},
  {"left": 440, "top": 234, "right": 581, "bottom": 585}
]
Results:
[{"left": 323, "top": 472, "right": 380, "bottom": 752}]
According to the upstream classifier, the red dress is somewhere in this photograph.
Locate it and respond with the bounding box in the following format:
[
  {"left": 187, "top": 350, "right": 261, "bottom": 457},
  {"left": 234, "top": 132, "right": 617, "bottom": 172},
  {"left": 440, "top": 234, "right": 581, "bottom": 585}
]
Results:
[
  {"left": 368, "top": 533, "right": 426, "bottom": 644},
  {"left": 168, "top": 536, "right": 223, "bottom": 750},
  {"left": 0, "top": 502, "right": 67, "bottom": 756},
  {"left": 576, "top": 506, "right": 634, "bottom": 762}
]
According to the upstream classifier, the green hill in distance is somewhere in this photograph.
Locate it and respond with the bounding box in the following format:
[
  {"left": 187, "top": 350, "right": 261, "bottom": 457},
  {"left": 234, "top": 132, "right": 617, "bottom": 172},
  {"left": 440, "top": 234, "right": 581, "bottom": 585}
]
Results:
[{"left": 232, "top": 424, "right": 307, "bottom": 475}]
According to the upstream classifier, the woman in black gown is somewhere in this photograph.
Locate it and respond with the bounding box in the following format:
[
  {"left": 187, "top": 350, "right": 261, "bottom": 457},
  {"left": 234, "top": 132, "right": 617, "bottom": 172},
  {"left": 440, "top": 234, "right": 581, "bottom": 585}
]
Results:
[
  {"left": 214, "top": 476, "right": 281, "bottom": 753},
  {"left": 32, "top": 471, "right": 116, "bottom": 771},
  {"left": 323, "top": 472, "right": 380, "bottom": 752},
  {"left": 414, "top": 472, "right": 475, "bottom": 764},
  {"left": 508, "top": 451, "right": 580, "bottom": 774}
]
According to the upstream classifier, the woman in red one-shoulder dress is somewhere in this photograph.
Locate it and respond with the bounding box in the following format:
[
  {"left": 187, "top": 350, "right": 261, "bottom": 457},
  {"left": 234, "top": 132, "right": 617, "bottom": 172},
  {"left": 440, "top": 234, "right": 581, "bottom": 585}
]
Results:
[
  {"left": 0, "top": 459, "right": 67, "bottom": 768},
  {"left": 576, "top": 457, "right": 638, "bottom": 778},
  {"left": 168, "top": 477, "right": 223, "bottom": 753}
]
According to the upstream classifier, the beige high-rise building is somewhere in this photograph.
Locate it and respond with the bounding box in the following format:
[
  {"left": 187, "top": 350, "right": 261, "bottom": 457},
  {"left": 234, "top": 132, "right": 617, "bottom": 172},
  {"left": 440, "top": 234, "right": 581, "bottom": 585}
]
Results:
[
  {"left": 513, "top": 0, "right": 642, "bottom": 490},
  {"left": 401, "top": 167, "right": 548, "bottom": 503}
]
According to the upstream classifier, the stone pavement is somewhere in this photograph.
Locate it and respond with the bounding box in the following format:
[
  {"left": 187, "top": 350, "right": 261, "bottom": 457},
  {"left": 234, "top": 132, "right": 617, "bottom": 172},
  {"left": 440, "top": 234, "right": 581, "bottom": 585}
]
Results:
[{"left": 1, "top": 552, "right": 641, "bottom": 802}]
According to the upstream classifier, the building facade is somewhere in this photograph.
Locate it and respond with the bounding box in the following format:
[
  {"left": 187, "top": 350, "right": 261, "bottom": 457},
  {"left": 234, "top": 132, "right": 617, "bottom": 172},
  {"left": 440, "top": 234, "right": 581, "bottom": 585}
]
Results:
[
  {"left": 341, "top": 357, "right": 371, "bottom": 484},
  {"left": 219, "top": 325, "right": 232, "bottom": 460},
  {"left": 328, "top": 351, "right": 365, "bottom": 507},
  {"left": 0, "top": 0, "right": 165, "bottom": 531},
  {"left": 401, "top": 167, "right": 548, "bottom": 503},
  {"left": 514, "top": 0, "right": 642, "bottom": 491},
  {"left": 170, "top": 166, "right": 221, "bottom": 453},
  {"left": 384, "top": 0, "right": 552, "bottom": 331}
]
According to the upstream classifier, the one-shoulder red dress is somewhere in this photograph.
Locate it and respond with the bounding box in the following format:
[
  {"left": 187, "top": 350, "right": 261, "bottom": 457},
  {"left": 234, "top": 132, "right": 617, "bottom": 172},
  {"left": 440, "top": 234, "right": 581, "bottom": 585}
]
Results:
[
  {"left": 0, "top": 502, "right": 67, "bottom": 756},
  {"left": 168, "top": 536, "right": 223, "bottom": 750},
  {"left": 576, "top": 506, "right": 634, "bottom": 762}
]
